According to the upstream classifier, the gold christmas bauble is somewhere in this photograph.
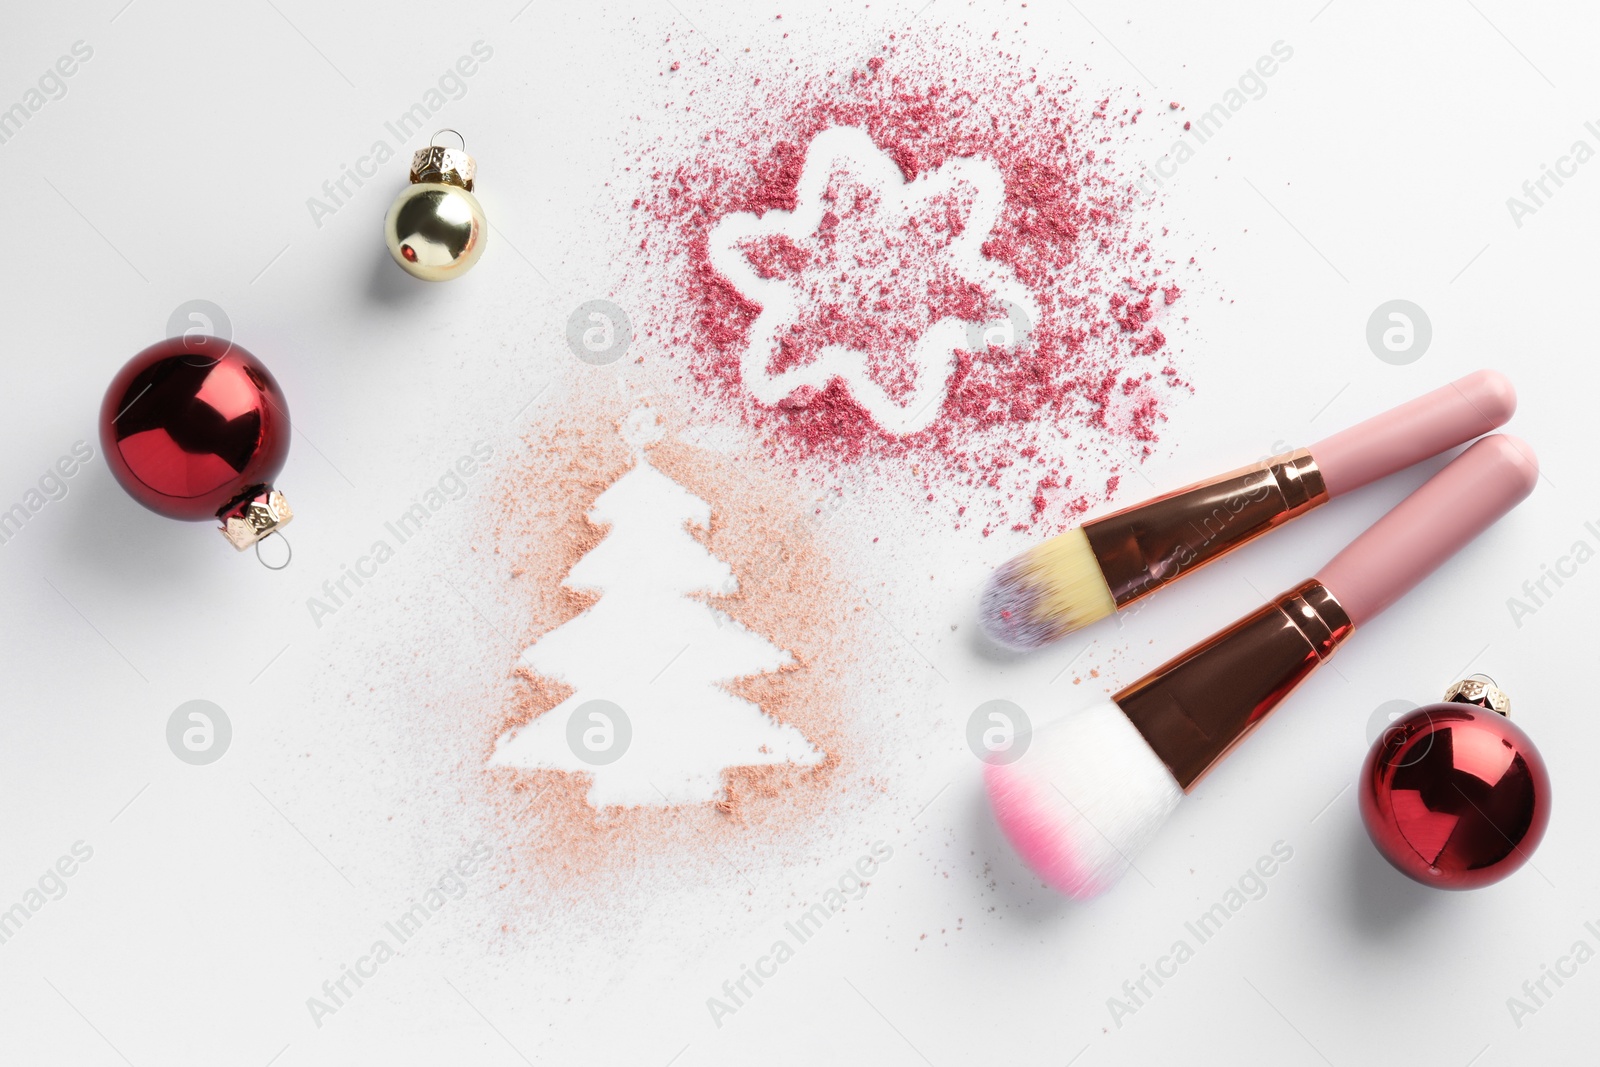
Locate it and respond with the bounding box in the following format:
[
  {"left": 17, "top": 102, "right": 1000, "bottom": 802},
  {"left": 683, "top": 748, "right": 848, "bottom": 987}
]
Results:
[{"left": 384, "top": 134, "right": 487, "bottom": 282}]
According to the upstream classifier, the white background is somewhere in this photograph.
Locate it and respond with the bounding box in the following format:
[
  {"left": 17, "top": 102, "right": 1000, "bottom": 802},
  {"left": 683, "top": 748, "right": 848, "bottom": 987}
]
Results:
[{"left": 2, "top": 1, "right": 1597, "bottom": 1064}]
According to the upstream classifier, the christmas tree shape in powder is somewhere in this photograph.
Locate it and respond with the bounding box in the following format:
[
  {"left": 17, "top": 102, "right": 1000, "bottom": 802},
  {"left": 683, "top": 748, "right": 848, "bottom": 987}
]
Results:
[{"left": 492, "top": 413, "right": 822, "bottom": 807}]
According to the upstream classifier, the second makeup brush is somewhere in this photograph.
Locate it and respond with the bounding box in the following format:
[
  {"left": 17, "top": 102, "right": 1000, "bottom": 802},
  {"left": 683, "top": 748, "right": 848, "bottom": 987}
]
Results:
[{"left": 980, "top": 370, "right": 1516, "bottom": 649}]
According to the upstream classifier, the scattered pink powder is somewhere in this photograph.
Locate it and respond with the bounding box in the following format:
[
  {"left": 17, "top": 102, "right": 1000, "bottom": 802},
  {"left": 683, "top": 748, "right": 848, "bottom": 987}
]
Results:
[{"left": 621, "top": 33, "right": 1196, "bottom": 530}]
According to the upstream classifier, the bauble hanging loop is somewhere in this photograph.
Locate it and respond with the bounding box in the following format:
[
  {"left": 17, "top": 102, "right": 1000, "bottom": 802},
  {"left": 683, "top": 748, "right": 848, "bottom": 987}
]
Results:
[
  {"left": 1358, "top": 674, "right": 1550, "bottom": 890},
  {"left": 254, "top": 530, "right": 293, "bottom": 570},
  {"left": 99, "top": 336, "right": 295, "bottom": 552},
  {"left": 384, "top": 129, "right": 487, "bottom": 281}
]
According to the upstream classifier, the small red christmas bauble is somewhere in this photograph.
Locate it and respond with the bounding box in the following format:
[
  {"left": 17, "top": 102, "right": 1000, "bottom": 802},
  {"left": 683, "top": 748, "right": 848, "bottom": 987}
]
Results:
[
  {"left": 100, "top": 336, "right": 293, "bottom": 547},
  {"left": 1359, "top": 701, "right": 1550, "bottom": 889}
]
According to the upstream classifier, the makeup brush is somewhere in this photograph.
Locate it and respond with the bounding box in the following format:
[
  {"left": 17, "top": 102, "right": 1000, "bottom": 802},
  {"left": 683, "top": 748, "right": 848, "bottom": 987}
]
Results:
[
  {"left": 980, "top": 370, "right": 1516, "bottom": 649},
  {"left": 985, "top": 433, "right": 1538, "bottom": 899}
]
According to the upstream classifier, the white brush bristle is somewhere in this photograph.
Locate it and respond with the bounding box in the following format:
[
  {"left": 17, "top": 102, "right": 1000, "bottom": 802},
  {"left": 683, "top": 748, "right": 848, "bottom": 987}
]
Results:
[
  {"left": 985, "top": 699, "right": 1182, "bottom": 899},
  {"left": 979, "top": 528, "right": 1117, "bottom": 650}
]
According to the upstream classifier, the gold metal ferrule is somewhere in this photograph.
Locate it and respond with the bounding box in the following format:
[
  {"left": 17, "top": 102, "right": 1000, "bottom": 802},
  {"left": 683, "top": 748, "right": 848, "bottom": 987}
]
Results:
[
  {"left": 1115, "top": 579, "right": 1353, "bottom": 790},
  {"left": 1083, "top": 449, "right": 1328, "bottom": 609}
]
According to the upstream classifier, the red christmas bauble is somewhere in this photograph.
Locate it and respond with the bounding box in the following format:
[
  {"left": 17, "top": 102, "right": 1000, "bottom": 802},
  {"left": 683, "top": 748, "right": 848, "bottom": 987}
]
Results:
[
  {"left": 100, "top": 337, "right": 292, "bottom": 544},
  {"left": 1359, "top": 702, "right": 1550, "bottom": 889}
]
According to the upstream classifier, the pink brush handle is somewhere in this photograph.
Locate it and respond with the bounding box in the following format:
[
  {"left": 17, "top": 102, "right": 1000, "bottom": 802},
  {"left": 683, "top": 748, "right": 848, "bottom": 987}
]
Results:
[
  {"left": 1309, "top": 370, "right": 1516, "bottom": 498},
  {"left": 1316, "top": 434, "right": 1537, "bottom": 627}
]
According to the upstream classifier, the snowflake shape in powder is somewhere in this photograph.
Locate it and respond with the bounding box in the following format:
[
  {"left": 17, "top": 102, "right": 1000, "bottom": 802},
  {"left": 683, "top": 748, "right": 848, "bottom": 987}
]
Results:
[{"left": 708, "top": 126, "right": 1037, "bottom": 435}]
